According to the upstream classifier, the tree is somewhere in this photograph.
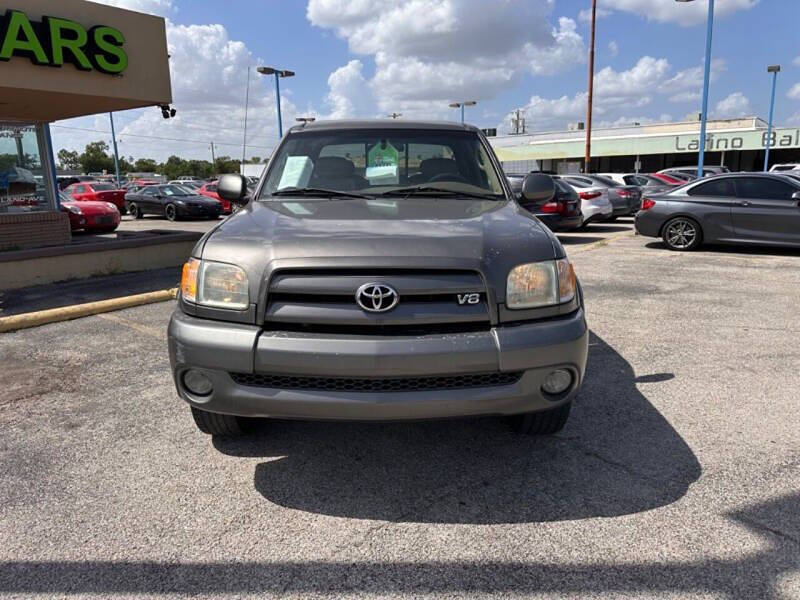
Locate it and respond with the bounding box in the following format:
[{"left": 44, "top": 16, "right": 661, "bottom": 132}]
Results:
[
  {"left": 57, "top": 149, "right": 80, "bottom": 171},
  {"left": 133, "top": 158, "right": 159, "bottom": 173},
  {"left": 213, "top": 156, "right": 241, "bottom": 176},
  {"left": 79, "top": 141, "right": 115, "bottom": 174},
  {"left": 248, "top": 156, "right": 262, "bottom": 164}
]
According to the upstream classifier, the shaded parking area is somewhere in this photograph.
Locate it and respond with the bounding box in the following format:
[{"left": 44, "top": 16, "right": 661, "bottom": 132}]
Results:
[{"left": 1, "top": 232, "right": 798, "bottom": 598}]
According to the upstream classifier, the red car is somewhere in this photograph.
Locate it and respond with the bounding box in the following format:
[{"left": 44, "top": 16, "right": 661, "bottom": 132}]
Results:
[
  {"left": 197, "top": 181, "right": 231, "bottom": 213},
  {"left": 65, "top": 181, "right": 127, "bottom": 213},
  {"left": 60, "top": 193, "right": 120, "bottom": 233},
  {"left": 649, "top": 172, "right": 683, "bottom": 185}
]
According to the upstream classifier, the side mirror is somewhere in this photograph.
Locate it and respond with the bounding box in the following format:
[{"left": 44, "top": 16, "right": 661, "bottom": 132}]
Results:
[
  {"left": 792, "top": 191, "right": 800, "bottom": 201},
  {"left": 521, "top": 173, "right": 555, "bottom": 203},
  {"left": 218, "top": 174, "right": 249, "bottom": 205}
]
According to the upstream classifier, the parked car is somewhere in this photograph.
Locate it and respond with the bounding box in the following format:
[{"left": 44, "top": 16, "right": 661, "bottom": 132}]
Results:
[
  {"left": 197, "top": 180, "right": 233, "bottom": 214},
  {"left": 658, "top": 166, "right": 729, "bottom": 180},
  {"left": 597, "top": 172, "right": 676, "bottom": 196},
  {"left": 64, "top": 181, "right": 127, "bottom": 213},
  {"left": 556, "top": 177, "right": 613, "bottom": 226},
  {"left": 561, "top": 174, "right": 641, "bottom": 218},
  {"left": 769, "top": 163, "right": 800, "bottom": 172},
  {"left": 125, "top": 184, "right": 222, "bottom": 221},
  {"left": 635, "top": 173, "right": 800, "bottom": 251},
  {"left": 649, "top": 172, "right": 685, "bottom": 185},
  {"left": 506, "top": 173, "right": 582, "bottom": 231},
  {"left": 59, "top": 192, "right": 120, "bottom": 233},
  {"left": 168, "top": 180, "right": 202, "bottom": 190},
  {"left": 170, "top": 120, "right": 588, "bottom": 437}
]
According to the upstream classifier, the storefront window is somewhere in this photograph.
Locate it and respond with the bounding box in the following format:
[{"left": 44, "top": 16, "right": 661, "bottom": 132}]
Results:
[{"left": 0, "top": 122, "right": 49, "bottom": 213}]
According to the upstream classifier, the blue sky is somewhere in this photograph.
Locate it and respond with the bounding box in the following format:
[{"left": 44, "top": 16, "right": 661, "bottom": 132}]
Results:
[{"left": 52, "top": 0, "right": 800, "bottom": 161}]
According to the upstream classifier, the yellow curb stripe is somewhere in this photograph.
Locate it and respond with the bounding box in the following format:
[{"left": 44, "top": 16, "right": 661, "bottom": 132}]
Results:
[{"left": 0, "top": 288, "right": 177, "bottom": 334}]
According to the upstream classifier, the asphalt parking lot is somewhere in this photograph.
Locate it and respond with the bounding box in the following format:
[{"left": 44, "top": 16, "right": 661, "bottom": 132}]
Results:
[{"left": 1, "top": 221, "right": 799, "bottom": 599}]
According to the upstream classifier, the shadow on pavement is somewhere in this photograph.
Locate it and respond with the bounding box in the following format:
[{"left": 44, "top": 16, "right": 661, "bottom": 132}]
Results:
[
  {"left": 557, "top": 235, "right": 605, "bottom": 245},
  {"left": 582, "top": 223, "right": 632, "bottom": 233},
  {"left": 1, "top": 493, "right": 796, "bottom": 596},
  {"left": 214, "top": 332, "right": 700, "bottom": 524},
  {"left": 644, "top": 241, "right": 800, "bottom": 257}
]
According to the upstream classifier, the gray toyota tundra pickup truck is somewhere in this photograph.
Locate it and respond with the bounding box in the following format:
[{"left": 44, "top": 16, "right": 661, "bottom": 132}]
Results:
[{"left": 169, "top": 120, "right": 588, "bottom": 436}]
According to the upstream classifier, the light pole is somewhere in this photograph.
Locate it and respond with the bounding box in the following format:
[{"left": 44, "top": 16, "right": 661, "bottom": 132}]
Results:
[
  {"left": 257, "top": 66, "right": 295, "bottom": 139},
  {"left": 109, "top": 112, "right": 121, "bottom": 187},
  {"left": 584, "top": 0, "right": 597, "bottom": 173},
  {"left": 676, "top": 0, "right": 714, "bottom": 178},
  {"left": 449, "top": 101, "right": 476, "bottom": 124},
  {"left": 764, "top": 65, "right": 780, "bottom": 171}
]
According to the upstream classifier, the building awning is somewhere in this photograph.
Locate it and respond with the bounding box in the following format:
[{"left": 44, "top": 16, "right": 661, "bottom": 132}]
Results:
[{"left": 0, "top": 0, "right": 172, "bottom": 122}]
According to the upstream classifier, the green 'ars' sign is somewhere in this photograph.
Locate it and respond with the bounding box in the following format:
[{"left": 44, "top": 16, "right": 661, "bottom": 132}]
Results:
[{"left": 0, "top": 9, "right": 128, "bottom": 75}]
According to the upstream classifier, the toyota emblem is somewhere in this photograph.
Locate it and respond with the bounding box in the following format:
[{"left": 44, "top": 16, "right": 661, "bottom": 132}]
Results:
[{"left": 356, "top": 283, "right": 399, "bottom": 313}]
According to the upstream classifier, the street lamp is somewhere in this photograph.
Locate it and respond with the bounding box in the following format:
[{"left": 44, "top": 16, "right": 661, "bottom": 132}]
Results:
[
  {"left": 257, "top": 66, "right": 295, "bottom": 139},
  {"left": 676, "top": 0, "right": 714, "bottom": 178},
  {"left": 449, "top": 101, "right": 476, "bottom": 124},
  {"left": 764, "top": 65, "right": 781, "bottom": 171}
]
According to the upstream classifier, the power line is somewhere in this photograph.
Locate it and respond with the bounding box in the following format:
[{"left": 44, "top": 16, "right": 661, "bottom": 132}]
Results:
[{"left": 51, "top": 124, "right": 274, "bottom": 151}]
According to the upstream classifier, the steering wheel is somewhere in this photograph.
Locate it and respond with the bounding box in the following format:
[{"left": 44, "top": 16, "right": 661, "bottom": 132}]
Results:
[{"left": 428, "top": 172, "right": 469, "bottom": 184}]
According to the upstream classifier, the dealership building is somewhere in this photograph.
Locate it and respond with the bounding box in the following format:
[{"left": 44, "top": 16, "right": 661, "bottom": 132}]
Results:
[
  {"left": 0, "top": 0, "right": 171, "bottom": 250},
  {"left": 490, "top": 116, "right": 800, "bottom": 175}
]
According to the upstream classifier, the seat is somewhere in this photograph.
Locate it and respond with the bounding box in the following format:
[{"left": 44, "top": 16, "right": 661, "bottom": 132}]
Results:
[
  {"left": 309, "top": 157, "right": 366, "bottom": 190},
  {"left": 407, "top": 158, "right": 460, "bottom": 184}
]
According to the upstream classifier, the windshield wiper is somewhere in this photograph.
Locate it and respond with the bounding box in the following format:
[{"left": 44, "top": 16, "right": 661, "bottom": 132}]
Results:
[
  {"left": 378, "top": 185, "right": 502, "bottom": 200},
  {"left": 271, "top": 187, "right": 373, "bottom": 199}
]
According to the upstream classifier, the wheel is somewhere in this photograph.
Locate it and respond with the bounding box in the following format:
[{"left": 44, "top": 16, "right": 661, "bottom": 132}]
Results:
[
  {"left": 128, "top": 203, "right": 143, "bottom": 219},
  {"left": 662, "top": 216, "right": 702, "bottom": 251},
  {"left": 509, "top": 402, "right": 571, "bottom": 435},
  {"left": 190, "top": 407, "right": 249, "bottom": 435},
  {"left": 165, "top": 203, "right": 178, "bottom": 222}
]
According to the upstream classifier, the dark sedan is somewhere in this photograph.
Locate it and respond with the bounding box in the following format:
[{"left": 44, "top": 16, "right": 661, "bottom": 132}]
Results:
[
  {"left": 635, "top": 173, "right": 800, "bottom": 251},
  {"left": 124, "top": 184, "right": 222, "bottom": 221},
  {"left": 506, "top": 173, "right": 583, "bottom": 231}
]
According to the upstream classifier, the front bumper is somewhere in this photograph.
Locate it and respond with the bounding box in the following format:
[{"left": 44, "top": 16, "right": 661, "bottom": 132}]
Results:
[
  {"left": 177, "top": 205, "right": 221, "bottom": 218},
  {"left": 168, "top": 308, "right": 589, "bottom": 421}
]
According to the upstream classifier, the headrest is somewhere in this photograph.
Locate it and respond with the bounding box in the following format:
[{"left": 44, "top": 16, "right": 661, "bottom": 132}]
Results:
[
  {"left": 420, "top": 158, "right": 459, "bottom": 176},
  {"left": 314, "top": 156, "right": 355, "bottom": 177}
]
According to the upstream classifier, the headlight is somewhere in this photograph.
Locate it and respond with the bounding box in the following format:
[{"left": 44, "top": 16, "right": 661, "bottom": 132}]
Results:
[
  {"left": 180, "top": 258, "right": 249, "bottom": 310},
  {"left": 105, "top": 202, "right": 118, "bottom": 211},
  {"left": 506, "top": 258, "right": 575, "bottom": 309},
  {"left": 65, "top": 204, "right": 82, "bottom": 215}
]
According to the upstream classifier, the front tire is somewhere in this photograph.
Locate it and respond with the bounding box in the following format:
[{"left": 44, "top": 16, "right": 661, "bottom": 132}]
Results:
[
  {"left": 190, "top": 407, "right": 249, "bottom": 436},
  {"left": 128, "top": 203, "right": 143, "bottom": 219},
  {"left": 662, "top": 216, "right": 702, "bottom": 251},
  {"left": 165, "top": 203, "right": 178, "bottom": 222},
  {"left": 509, "top": 402, "right": 571, "bottom": 435}
]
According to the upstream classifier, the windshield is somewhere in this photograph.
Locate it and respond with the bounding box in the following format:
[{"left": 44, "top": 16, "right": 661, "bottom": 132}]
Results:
[
  {"left": 260, "top": 129, "right": 505, "bottom": 199},
  {"left": 160, "top": 185, "right": 194, "bottom": 196}
]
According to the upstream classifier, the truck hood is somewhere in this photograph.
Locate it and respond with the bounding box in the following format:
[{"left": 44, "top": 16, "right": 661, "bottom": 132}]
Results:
[{"left": 198, "top": 197, "right": 562, "bottom": 297}]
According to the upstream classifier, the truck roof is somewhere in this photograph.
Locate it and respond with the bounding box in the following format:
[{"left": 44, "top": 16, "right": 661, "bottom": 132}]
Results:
[{"left": 288, "top": 119, "right": 479, "bottom": 133}]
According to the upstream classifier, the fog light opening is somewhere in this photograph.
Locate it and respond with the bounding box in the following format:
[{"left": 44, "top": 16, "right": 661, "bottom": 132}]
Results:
[
  {"left": 183, "top": 369, "right": 213, "bottom": 396},
  {"left": 541, "top": 369, "right": 572, "bottom": 396}
]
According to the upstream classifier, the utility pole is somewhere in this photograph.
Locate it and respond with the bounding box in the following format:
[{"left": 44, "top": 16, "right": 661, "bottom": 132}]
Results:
[
  {"left": 242, "top": 66, "right": 251, "bottom": 166},
  {"left": 584, "top": 0, "right": 597, "bottom": 173},
  {"left": 210, "top": 141, "right": 216, "bottom": 168},
  {"left": 511, "top": 109, "right": 526, "bottom": 135},
  {"left": 388, "top": 112, "right": 402, "bottom": 119},
  {"left": 109, "top": 112, "right": 121, "bottom": 186}
]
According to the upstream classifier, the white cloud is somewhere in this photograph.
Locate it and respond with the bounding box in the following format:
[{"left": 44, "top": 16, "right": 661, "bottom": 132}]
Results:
[
  {"left": 598, "top": 0, "right": 758, "bottom": 27},
  {"left": 787, "top": 110, "right": 800, "bottom": 126},
  {"left": 325, "top": 60, "right": 372, "bottom": 118},
  {"left": 787, "top": 83, "right": 800, "bottom": 101},
  {"left": 669, "top": 91, "right": 701, "bottom": 103},
  {"left": 578, "top": 7, "right": 611, "bottom": 22},
  {"left": 713, "top": 92, "right": 751, "bottom": 118},
  {"left": 51, "top": 0, "right": 295, "bottom": 161},
  {"left": 608, "top": 41, "right": 619, "bottom": 57},
  {"left": 595, "top": 56, "right": 670, "bottom": 98},
  {"left": 307, "top": 0, "right": 585, "bottom": 118},
  {"left": 794, "top": 56, "right": 800, "bottom": 67}
]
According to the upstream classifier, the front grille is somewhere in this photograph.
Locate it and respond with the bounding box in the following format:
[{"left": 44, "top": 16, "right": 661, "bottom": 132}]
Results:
[
  {"left": 264, "top": 269, "right": 491, "bottom": 335},
  {"left": 230, "top": 371, "right": 522, "bottom": 393}
]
